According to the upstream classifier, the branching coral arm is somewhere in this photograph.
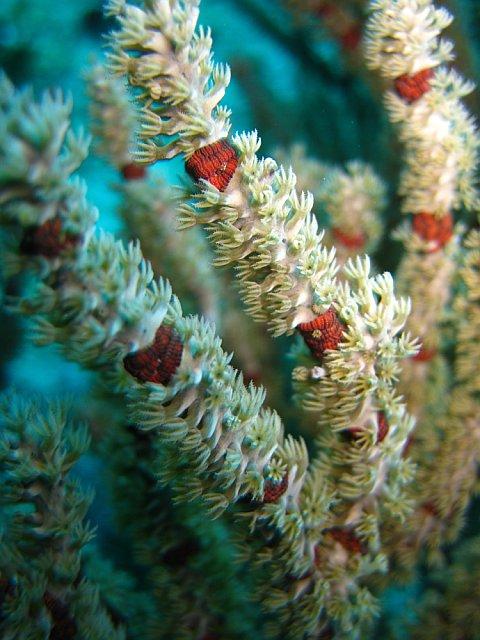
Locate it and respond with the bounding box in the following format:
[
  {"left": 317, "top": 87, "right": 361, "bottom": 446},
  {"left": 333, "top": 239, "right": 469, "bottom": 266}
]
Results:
[
  {"left": 85, "top": 63, "right": 141, "bottom": 176},
  {"left": 364, "top": 0, "right": 480, "bottom": 572},
  {"left": 86, "top": 64, "right": 223, "bottom": 322},
  {"left": 385, "top": 224, "right": 480, "bottom": 573},
  {"left": 365, "top": 0, "right": 479, "bottom": 414},
  {"left": 0, "top": 394, "right": 127, "bottom": 639},
  {"left": 275, "top": 146, "right": 386, "bottom": 263},
  {"left": 86, "top": 64, "right": 278, "bottom": 388}
]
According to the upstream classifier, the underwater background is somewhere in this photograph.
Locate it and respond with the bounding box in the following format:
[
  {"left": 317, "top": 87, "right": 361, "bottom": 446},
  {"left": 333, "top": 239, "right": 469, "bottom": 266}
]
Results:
[{"left": 1, "top": 1, "right": 480, "bottom": 638}]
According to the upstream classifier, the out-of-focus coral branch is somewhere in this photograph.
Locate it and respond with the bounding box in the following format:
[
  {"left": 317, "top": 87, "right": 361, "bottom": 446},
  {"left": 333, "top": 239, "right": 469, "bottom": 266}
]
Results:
[
  {"left": 365, "top": 0, "right": 478, "bottom": 416},
  {"left": 387, "top": 223, "right": 480, "bottom": 573},
  {"left": 276, "top": 145, "right": 386, "bottom": 264},
  {"left": 365, "top": 0, "right": 480, "bottom": 575},
  {"left": 286, "top": 0, "right": 365, "bottom": 54},
  {"left": 0, "top": 393, "right": 127, "bottom": 639},
  {"left": 101, "top": 422, "right": 263, "bottom": 639},
  {"left": 409, "top": 534, "right": 480, "bottom": 639},
  {"left": 364, "top": 0, "right": 479, "bottom": 388}
]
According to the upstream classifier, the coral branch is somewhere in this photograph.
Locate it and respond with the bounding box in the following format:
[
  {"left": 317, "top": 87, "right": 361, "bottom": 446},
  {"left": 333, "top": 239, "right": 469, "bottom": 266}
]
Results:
[
  {"left": 0, "top": 394, "right": 124, "bottom": 638},
  {"left": 365, "top": 0, "right": 480, "bottom": 575}
]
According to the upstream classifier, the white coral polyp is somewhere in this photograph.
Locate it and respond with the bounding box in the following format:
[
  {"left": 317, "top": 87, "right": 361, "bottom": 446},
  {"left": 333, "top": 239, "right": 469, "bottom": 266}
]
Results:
[{"left": 365, "top": 0, "right": 453, "bottom": 78}]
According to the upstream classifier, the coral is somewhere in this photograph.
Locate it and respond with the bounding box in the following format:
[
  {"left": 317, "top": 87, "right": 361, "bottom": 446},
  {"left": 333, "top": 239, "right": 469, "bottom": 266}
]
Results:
[
  {"left": 0, "top": 59, "right": 413, "bottom": 637},
  {"left": 85, "top": 64, "right": 139, "bottom": 172},
  {"left": 366, "top": 1, "right": 479, "bottom": 218},
  {"left": 100, "top": 422, "right": 263, "bottom": 639},
  {"left": 409, "top": 535, "right": 480, "bottom": 640},
  {"left": 86, "top": 64, "right": 280, "bottom": 395},
  {"left": 363, "top": 0, "right": 480, "bottom": 584},
  {"left": 0, "top": 0, "right": 479, "bottom": 638},
  {"left": 275, "top": 147, "right": 386, "bottom": 263},
  {"left": 0, "top": 393, "right": 126, "bottom": 639},
  {"left": 365, "top": 0, "right": 477, "bottom": 413}
]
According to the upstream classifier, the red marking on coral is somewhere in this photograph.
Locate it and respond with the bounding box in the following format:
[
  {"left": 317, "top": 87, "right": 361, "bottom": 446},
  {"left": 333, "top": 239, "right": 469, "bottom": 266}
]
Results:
[
  {"left": 332, "top": 227, "right": 365, "bottom": 249},
  {"left": 394, "top": 68, "right": 434, "bottom": 103},
  {"left": 20, "top": 217, "right": 80, "bottom": 258},
  {"left": 297, "top": 307, "right": 345, "bottom": 360},
  {"left": 123, "top": 325, "right": 183, "bottom": 385},
  {"left": 422, "top": 501, "right": 439, "bottom": 517},
  {"left": 344, "top": 414, "right": 388, "bottom": 444},
  {"left": 121, "top": 162, "right": 146, "bottom": 180},
  {"left": 412, "top": 212, "right": 453, "bottom": 252},
  {"left": 340, "top": 25, "right": 362, "bottom": 51},
  {"left": 185, "top": 140, "right": 238, "bottom": 192},
  {"left": 325, "top": 526, "right": 368, "bottom": 555},
  {"left": 263, "top": 472, "right": 289, "bottom": 504},
  {"left": 43, "top": 591, "right": 77, "bottom": 640},
  {"left": 376, "top": 411, "right": 389, "bottom": 444},
  {"left": 297, "top": 307, "right": 340, "bottom": 333},
  {"left": 412, "top": 345, "right": 437, "bottom": 362}
]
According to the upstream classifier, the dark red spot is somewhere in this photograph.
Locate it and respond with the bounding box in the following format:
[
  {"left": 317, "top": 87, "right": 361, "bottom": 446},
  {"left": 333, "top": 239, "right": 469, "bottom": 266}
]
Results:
[
  {"left": 185, "top": 140, "right": 238, "bottom": 192},
  {"left": 325, "top": 526, "right": 368, "bottom": 555},
  {"left": 297, "top": 307, "right": 345, "bottom": 360},
  {"left": 340, "top": 25, "right": 362, "bottom": 51},
  {"left": 344, "top": 414, "right": 388, "bottom": 445},
  {"left": 20, "top": 217, "right": 80, "bottom": 258},
  {"left": 412, "top": 345, "right": 437, "bottom": 362},
  {"left": 121, "top": 162, "right": 146, "bottom": 180},
  {"left": 376, "top": 412, "right": 389, "bottom": 444},
  {"left": 394, "top": 68, "right": 434, "bottom": 103},
  {"left": 422, "top": 501, "right": 439, "bottom": 517},
  {"left": 43, "top": 591, "right": 77, "bottom": 640},
  {"left": 412, "top": 212, "right": 453, "bottom": 252},
  {"left": 123, "top": 325, "right": 183, "bottom": 385},
  {"left": 332, "top": 227, "right": 365, "bottom": 249},
  {"left": 263, "top": 472, "right": 289, "bottom": 504}
]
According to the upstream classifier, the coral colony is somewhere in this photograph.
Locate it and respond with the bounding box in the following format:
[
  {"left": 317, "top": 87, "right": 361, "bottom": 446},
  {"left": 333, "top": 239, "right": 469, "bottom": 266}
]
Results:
[{"left": 0, "top": 1, "right": 479, "bottom": 639}]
